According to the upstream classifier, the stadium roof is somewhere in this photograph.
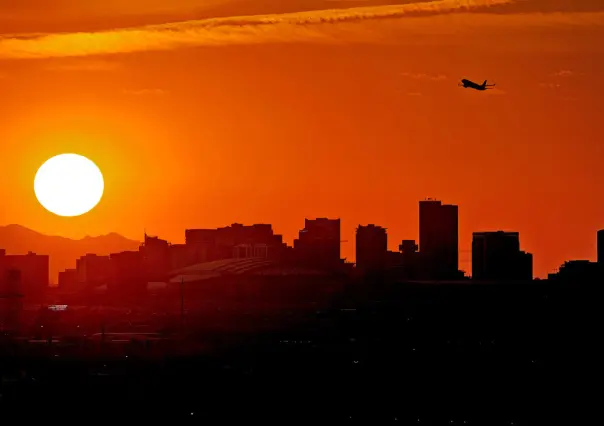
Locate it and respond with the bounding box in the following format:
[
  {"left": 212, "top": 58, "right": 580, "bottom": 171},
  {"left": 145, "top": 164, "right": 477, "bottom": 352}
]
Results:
[
  {"left": 169, "top": 257, "right": 331, "bottom": 283},
  {"left": 169, "top": 257, "right": 275, "bottom": 283}
]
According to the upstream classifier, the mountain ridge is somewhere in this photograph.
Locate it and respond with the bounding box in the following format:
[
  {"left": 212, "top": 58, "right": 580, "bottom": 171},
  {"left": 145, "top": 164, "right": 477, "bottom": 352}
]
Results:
[{"left": 0, "top": 224, "right": 141, "bottom": 284}]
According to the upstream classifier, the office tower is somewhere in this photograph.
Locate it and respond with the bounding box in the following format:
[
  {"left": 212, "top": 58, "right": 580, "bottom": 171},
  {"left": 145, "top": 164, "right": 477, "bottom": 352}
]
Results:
[
  {"left": 356, "top": 224, "right": 387, "bottom": 271},
  {"left": 140, "top": 234, "right": 171, "bottom": 281},
  {"left": 109, "top": 251, "right": 146, "bottom": 296},
  {"left": 185, "top": 224, "right": 285, "bottom": 262},
  {"left": 472, "top": 231, "right": 532, "bottom": 281},
  {"left": 0, "top": 250, "right": 49, "bottom": 301},
  {"left": 598, "top": 230, "right": 604, "bottom": 265},
  {"left": 394, "top": 239, "right": 420, "bottom": 279},
  {"left": 58, "top": 269, "right": 78, "bottom": 291},
  {"left": 419, "top": 200, "right": 459, "bottom": 279},
  {"left": 185, "top": 229, "right": 218, "bottom": 262},
  {"left": 76, "top": 254, "right": 111, "bottom": 287},
  {"left": 0, "top": 269, "right": 22, "bottom": 332},
  {"left": 294, "top": 218, "right": 341, "bottom": 269}
]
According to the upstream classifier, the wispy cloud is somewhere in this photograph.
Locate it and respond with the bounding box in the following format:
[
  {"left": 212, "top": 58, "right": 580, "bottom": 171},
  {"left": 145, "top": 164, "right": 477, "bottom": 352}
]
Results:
[
  {"left": 540, "top": 82, "right": 561, "bottom": 89},
  {"left": 552, "top": 69, "right": 586, "bottom": 78},
  {"left": 0, "top": 0, "right": 521, "bottom": 59},
  {"left": 0, "top": 0, "right": 603, "bottom": 59}
]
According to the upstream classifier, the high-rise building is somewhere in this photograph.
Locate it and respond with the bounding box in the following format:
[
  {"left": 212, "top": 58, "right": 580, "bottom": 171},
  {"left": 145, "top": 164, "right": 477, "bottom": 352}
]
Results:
[
  {"left": 598, "top": 230, "right": 604, "bottom": 265},
  {"left": 109, "top": 251, "right": 146, "bottom": 296},
  {"left": 58, "top": 269, "right": 78, "bottom": 291},
  {"left": 140, "top": 234, "right": 171, "bottom": 281},
  {"left": 394, "top": 239, "right": 421, "bottom": 279},
  {"left": 185, "top": 224, "right": 285, "bottom": 262},
  {"left": 76, "top": 254, "right": 111, "bottom": 287},
  {"left": 294, "top": 218, "right": 341, "bottom": 269},
  {"left": 472, "top": 231, "right": 532, "bottom": 281},
  {"left": 356, "top": 224, "right": 387, "bottom": 272},
  {"left": 0, "top": 250, "right": 49, "bottom": 300},
  {"left": 419, "top": 200, "right": 459, "bottom": 279},
  {"left": 169, "top": 244, "right": 198, "bottom": 270},
  {"left": 1, "top": 269, "right": 21, "bottom": 295},
  {"left": 0, "top": 269, "right": 22, "bottom": 331}
]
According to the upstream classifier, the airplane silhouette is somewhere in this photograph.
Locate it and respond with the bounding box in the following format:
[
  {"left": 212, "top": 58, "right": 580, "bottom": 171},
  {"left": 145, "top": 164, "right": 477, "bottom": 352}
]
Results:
[{"left": 458, "top": 79, "right": 496, "bottom": 91}]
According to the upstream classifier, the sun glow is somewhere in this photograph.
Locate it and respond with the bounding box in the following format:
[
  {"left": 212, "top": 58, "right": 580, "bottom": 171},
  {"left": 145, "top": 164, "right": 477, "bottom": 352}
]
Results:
[{"left": 34, "top": 153, "right": 104, "bottom": 217}]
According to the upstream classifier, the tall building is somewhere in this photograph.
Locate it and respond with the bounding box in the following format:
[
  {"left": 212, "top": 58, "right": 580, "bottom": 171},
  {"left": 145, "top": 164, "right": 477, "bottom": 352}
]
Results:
[
  {"left": 0, "top": 269, "right": 22, "bottom": 331},
  {"left": 419, "top": 200, "right": 459, "bottom": 279},
  {"left": 396, "top": 239, "right": 421, "bottom": 279},
  {"left": 169, "top": 244, "right": 198, "bottom": 270},
  {"left": 1, "top": 269, "right": 21, "bottom": 295},
  {"left": 472, "top": 231, "right": 532, "bottom": 281},
  {"left": 76, "top": 254, "right": 111, "bottom": 287},
  {"left": 185, "top": 224, "right": 285, "bottom": 262},
  {"left": 140, "top": 234, "right": 171, "bottom": 281},
  {"left": 58, "top": 269, "right": 78, "bottom": 291},
  {"left": 598, "top": 230, "right": 604, "bottom": 265},
  {"left": 0, "top": 250, "right": 49, "bottom": 300},
  {"left": 109, "top": 251, "right": 146, "bottom": 296},
  {"left": 294, "top": 218, "right": 341, "bottom": 270},
  {"left": 356, "top": 224, "right": 387, "bottom": 272}
]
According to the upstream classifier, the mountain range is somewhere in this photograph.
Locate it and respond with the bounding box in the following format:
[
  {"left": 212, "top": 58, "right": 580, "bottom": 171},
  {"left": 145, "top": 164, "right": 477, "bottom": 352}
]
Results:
[{"left": 0, "top": 224, "right": 141, "bottom": 284}]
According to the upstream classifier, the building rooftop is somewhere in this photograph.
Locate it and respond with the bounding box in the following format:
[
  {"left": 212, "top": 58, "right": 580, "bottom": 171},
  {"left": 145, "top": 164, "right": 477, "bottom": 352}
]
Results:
[
  {"left": 169, "top": 257, "right": 332, "bottom": 283},
  {"left": 169, "top": 257, "right": 275, "bottom": 283}
]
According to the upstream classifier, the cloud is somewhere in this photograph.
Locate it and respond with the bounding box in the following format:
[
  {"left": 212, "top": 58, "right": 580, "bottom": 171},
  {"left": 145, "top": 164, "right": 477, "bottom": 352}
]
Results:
[
  {"left": 0, "top": 0, "right": 602, "bottom": 59},
  {"left": 0, "top": 0, "right": 517, "bottom": 59},
  {"left": 407, "top": 92, "right": 423, "bottom": 96},
  {"left": 551, "top": 69, "right": 586, "bottom": 77},
  {"left": 401, "top": 72, "right": 447, "bottom": 80},
  {"left": 540, "top": 82, "right": 561, "bottom": 89},
  {"left": 122, "top": 89, "right": 169, "bottom": 96}
]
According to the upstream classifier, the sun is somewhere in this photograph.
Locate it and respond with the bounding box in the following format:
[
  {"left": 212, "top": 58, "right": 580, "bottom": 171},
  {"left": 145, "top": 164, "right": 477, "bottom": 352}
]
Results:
[{"left": 34, "top": 153, "right": 104, "bottom": 217}]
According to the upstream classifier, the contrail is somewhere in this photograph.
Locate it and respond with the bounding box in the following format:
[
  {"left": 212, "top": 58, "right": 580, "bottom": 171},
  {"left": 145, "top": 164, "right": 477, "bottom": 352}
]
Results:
[{"left": 1, "top": 0, "right": 588, "bottom": 59}]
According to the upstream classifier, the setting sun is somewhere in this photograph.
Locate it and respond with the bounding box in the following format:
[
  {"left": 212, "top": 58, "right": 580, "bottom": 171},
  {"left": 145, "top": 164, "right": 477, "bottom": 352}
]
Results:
[{"left": 34, "top": 153, "right": 104, "bottom": 217}]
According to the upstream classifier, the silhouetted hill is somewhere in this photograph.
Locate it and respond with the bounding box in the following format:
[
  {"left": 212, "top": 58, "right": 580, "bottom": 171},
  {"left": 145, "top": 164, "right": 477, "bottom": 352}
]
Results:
[{"left": 0, "top": 224, "right": 140, "bottom": 284}]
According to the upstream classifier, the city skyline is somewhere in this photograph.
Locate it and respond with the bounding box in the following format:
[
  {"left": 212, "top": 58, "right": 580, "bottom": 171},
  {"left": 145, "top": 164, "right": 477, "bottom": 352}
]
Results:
[{"left": 1, "top": 206, "right": 602, "bottom": 280}]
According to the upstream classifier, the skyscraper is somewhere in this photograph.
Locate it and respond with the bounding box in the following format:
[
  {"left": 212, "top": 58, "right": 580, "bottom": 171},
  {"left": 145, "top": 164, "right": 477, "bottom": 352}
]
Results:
[
  {"left": 0, "top": 250, "right": 49, "bottom": 301},
  {"left": 356, "top": 224, "right": 387, "bottom": 272},
  {"left": 598, "top": 230, "right": 604, "bottom": 265},
  {"left": 419, "top": 199, "right": 459, "bottom": 279},
  {"left": 141, "top": 235, "right": 171, "bottom": 281},
  {"left": 185, "top": 224, "right": 285, "bottom": 262},
  {"left": 472, "top": 231, "right": 532, "bottom": 281},
  {"left": 294, "top": 218, "right": 341, "bottom": 269},
  {"left": 76, "top": 254, "right": 111, "bottom": 287}
]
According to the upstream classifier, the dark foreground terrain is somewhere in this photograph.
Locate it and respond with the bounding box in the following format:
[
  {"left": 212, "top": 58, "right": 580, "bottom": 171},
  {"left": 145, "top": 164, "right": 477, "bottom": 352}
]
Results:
[{"left": 0, "top": 280, "right": 599, "bottom": 424}]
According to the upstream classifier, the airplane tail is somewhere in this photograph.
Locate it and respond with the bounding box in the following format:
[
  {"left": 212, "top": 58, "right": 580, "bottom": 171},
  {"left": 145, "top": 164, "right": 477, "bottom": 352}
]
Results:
[{"left": 483, "top": 80, "right": 488, "bottom": 87}]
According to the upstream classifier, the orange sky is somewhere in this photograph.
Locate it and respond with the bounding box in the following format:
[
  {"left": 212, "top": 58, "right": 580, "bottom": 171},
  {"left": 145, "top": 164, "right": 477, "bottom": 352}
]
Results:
[{"left": 1, "top": 0, "right": 603, "bottom": 277}]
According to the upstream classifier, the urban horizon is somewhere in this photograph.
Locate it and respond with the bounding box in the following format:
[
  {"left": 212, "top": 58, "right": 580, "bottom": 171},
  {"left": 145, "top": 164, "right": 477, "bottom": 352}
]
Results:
[{"left": 2, "top": 199, "right": 603, "bottom": 299}]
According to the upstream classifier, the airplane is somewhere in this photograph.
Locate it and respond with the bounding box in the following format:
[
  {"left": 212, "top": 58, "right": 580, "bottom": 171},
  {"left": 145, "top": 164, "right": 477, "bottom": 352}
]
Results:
[{"left": 458, "top": 79, "right": 496, "bottom": 91}]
